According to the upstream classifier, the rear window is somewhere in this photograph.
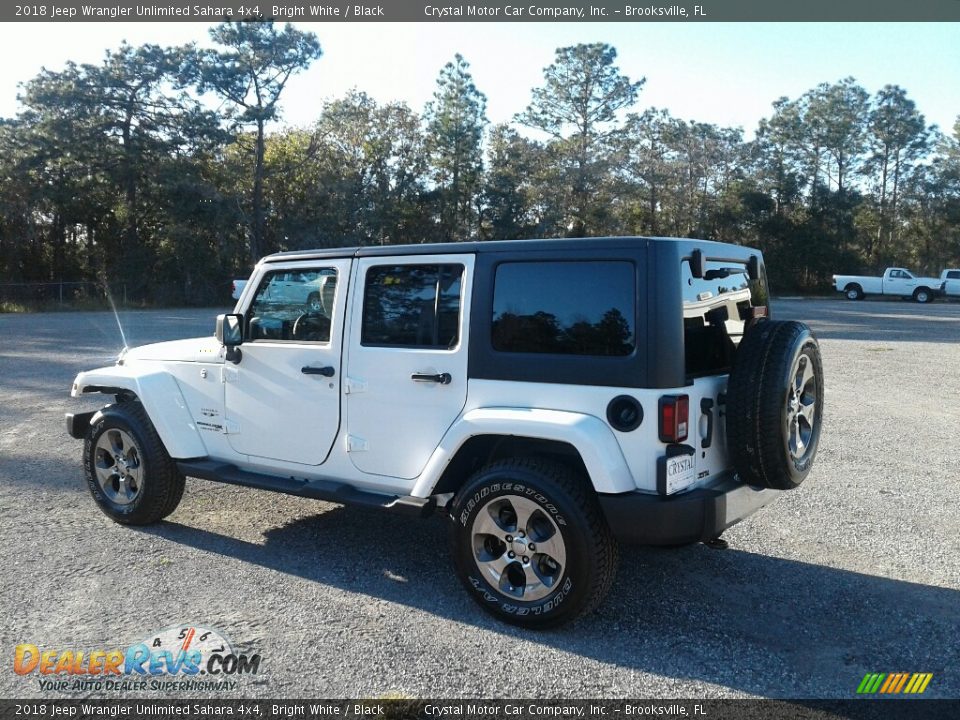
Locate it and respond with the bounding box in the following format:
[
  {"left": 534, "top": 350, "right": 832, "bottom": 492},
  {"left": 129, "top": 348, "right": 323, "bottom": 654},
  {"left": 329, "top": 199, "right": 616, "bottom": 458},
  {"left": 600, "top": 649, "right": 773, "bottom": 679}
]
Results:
[
  {"left": 682, "top": 259, "right": 768, "bottom": 377},
  {"left": 361, "top": 264, "right": 463, "bottom": 348},
  {"left": 492, "top": 261, "right": 636, "bottom": 356}
]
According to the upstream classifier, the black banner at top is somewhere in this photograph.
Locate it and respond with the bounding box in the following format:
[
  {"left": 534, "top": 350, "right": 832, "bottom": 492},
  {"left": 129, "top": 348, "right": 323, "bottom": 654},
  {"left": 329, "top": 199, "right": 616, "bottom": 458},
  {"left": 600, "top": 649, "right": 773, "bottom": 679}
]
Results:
[{"left": 3, "top": 0, "right": 960, "bottom": 22}]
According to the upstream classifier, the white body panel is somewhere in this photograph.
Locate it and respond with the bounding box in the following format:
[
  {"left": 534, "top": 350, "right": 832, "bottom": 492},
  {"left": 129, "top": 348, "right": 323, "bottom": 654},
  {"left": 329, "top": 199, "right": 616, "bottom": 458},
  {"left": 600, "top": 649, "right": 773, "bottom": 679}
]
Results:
[
  {"left": 72, "top": 365, "right": 208, "bottom": 459},
  {"left": 223, "top": 258, "right": 351, "bottom": 466},
  {"left": 941, "top": 269, "right": 960, "bottom": 297},
  {"left": 344, "top": 254, "right": 474, "bottom": 482},
  {"left": 408, "top": 376, "right": 731, "bottom": 498}
]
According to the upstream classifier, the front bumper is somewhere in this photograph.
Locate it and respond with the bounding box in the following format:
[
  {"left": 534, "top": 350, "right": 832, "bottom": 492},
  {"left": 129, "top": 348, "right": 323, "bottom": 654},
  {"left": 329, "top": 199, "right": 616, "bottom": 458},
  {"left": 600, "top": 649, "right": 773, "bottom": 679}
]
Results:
[
  {"left": 65, "top": 411, "right": 96, "bottom": 439},
  {"left": 598, "top": 475, "right": 780, "bottom": 545}
]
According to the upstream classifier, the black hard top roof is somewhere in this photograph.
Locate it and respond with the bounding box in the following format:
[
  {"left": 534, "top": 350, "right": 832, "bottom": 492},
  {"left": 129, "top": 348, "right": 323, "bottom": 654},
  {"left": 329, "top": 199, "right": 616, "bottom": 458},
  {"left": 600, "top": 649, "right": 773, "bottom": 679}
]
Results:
[{"left": 262, "top": 236, "right": 743, "bottom": 264}]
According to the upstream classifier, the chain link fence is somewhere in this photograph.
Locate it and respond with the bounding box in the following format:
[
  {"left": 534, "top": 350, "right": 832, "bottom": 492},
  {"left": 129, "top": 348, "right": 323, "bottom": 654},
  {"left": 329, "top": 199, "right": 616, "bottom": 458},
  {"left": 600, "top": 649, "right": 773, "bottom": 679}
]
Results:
[{"left": 0, "top": 280, "right": 233, "bottom": 310}]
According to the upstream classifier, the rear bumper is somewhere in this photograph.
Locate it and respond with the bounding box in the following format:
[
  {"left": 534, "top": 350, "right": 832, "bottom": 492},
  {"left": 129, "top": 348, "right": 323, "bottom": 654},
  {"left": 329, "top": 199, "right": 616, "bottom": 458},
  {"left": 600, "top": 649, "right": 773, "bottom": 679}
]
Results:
[{"left": 598, "top": 476, "right": 780, "bottom": 545}]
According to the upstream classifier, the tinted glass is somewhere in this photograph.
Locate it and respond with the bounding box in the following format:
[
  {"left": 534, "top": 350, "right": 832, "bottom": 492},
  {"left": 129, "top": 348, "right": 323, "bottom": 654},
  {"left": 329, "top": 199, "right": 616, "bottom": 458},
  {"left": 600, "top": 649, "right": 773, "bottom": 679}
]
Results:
[
  {"left": 492, "top": 261, "right": 635, "bottom": 356},
  {"left": 948, "top": 271, "right": 960, "bottom": 280},
  {"left": 361, "top": 264, "right": 463, "bottom": 348},
  {"left": 682, "top": 259, "right": 767, "bottom": 377},
  {"left": 247, "top": 268, "right": 337, "bottom": 342}
]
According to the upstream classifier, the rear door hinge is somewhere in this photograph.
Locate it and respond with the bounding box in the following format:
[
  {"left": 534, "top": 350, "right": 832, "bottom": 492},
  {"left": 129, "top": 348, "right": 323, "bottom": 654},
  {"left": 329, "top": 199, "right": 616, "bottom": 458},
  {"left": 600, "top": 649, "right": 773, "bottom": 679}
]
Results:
[
  {"left": 344, "top": 376, "right": 367, "bottom": 394},
  {"left": 346, "top": 435, "right": 368, "bottom": 452}
]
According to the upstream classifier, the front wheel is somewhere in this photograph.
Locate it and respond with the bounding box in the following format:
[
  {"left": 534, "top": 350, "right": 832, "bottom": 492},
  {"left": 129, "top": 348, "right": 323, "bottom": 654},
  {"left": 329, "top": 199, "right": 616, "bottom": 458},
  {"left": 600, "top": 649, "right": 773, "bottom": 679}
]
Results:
[
  {"left": 84, "top": 402, "right": 185, "bottom": 525},
  {"left": 449, "top": 458, "right": 618, "bottom": 629},
  {"left": 913, "top": 288, "right": 933, "bottom": 304}
]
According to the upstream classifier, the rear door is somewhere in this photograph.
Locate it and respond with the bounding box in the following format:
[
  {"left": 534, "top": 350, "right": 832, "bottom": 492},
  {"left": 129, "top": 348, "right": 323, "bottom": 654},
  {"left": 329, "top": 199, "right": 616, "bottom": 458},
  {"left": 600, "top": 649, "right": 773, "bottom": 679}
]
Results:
[
  {"left": 344, "top": 255, "right": 473, "bottom": 481},
  {"left": 224, "top": 259, "right": 350, "bottom": 466}
]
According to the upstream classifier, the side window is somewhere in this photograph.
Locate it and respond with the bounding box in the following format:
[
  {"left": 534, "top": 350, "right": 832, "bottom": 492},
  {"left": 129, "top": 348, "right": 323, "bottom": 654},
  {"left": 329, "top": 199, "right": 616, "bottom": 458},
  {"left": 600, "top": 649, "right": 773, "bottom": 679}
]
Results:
[
  {"left": 491, "top": 261, "right": 635, "bottom": 356},
  {"left": 361, "top": 264, "right": 464, "bottom": 348},
  {"left": 681, "top": 259, "right": 759, "bottom": 377},
  {"left": 890, "top": 270, "right": 903, "bottom": 279},
  {"left": 948, "top": 271, "right": 960, "bottom": 280},
  {"left": 247, "top": 268, "right": 338, "bottom": 342}
]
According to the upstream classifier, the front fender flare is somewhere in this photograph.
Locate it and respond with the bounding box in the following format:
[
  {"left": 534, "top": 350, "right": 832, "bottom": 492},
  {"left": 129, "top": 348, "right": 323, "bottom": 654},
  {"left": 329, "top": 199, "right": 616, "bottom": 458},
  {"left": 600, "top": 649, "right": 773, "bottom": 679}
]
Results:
[
  {"left": 411, "top": 407, "right": 635, "bottom": 498},
  {"left": 71, "top": 366, "right": 206, "bottom": 459}
]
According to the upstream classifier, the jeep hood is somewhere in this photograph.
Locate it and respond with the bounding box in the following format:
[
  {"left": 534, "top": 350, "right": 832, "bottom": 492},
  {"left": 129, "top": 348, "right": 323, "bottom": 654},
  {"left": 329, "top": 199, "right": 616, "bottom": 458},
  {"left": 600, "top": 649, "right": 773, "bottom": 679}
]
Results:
[{"left": 121, "top": 336, "right": 224, "bottom": 364}]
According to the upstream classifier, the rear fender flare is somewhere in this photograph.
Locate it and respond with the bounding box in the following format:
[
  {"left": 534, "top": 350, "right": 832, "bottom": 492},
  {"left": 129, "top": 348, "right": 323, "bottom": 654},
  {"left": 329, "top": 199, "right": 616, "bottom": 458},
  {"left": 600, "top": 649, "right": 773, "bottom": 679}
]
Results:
[{"left": 412, "top": 407, "right": 636, "bottom": 497}]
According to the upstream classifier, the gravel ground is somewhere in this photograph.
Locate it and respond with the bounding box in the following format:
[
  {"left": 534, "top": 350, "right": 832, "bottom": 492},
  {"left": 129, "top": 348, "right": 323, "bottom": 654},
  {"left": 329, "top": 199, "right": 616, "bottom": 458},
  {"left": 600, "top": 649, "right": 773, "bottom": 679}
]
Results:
[{"left": 0, "top": 299, "right": 958, "bottom": 700}]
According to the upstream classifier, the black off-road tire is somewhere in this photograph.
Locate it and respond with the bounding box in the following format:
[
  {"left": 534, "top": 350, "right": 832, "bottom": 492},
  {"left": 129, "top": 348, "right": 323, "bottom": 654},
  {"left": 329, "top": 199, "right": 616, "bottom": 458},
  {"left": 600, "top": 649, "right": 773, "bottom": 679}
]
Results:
[
  {"left": 449, "top": 458, "right": 618, "bottom": 629},
  {"left": 83, "top": 402, "right": 185, "bottom": 525},
  {"left": 726, "top": 320, "right": 824, "bottom": 490}
]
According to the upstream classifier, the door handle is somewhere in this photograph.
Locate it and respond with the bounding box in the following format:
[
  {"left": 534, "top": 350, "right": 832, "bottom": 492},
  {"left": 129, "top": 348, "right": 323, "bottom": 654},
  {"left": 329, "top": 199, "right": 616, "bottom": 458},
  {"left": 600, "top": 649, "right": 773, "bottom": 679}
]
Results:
[
  {"left": 302, "top": 365, "right": 335, "bottom": 377},
  {"left": 411, "top": 372, "right": 452, "bottom": 385}
]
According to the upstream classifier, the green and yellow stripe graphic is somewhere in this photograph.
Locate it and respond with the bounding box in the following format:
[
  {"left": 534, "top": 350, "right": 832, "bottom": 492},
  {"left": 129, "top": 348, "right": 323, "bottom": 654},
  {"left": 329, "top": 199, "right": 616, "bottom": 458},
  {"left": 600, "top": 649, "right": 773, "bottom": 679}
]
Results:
[{"left": 857, "top": 672, "right": 933, "bottom": 694}]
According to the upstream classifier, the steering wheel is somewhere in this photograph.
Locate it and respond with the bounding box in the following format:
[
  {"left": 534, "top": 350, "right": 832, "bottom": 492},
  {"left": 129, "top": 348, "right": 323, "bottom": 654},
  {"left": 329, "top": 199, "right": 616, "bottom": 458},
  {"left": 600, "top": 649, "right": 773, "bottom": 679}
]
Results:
[{"left": 291, "top": 313, "right": 330, "bottom": 342}]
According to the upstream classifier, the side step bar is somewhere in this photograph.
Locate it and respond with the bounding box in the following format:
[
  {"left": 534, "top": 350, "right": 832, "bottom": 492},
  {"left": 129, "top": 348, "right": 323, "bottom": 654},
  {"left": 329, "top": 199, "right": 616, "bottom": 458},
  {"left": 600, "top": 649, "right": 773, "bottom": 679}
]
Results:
[{"left": 176, "top": 460, "right": 436, "bottom": 518}]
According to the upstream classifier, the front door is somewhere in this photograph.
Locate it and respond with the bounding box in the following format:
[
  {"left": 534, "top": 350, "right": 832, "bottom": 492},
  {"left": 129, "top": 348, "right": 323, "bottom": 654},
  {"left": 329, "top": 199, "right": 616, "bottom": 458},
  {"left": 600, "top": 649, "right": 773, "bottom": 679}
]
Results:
[
  {"left": 345, "top": 255, "right": 473, "bottom": 481},
  {"left": 225, "top": 259, "right": 351, "bottom": 466}
]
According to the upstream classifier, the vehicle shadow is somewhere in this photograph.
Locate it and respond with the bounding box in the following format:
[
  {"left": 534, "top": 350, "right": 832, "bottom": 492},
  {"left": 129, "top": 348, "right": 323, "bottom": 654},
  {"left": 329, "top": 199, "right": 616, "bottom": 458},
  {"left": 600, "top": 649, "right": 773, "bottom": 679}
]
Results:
[{"left": 142, "top": 506, "right": 959, "bottom": 699}]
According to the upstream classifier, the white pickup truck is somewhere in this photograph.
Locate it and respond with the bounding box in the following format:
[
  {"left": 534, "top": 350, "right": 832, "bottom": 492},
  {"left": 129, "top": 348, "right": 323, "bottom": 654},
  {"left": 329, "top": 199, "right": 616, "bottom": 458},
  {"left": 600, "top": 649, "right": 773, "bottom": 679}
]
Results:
[
  {"left": 832, "top": 267, "right": 943, "bottom": 303},
  {"left": 941, "top": 269, "right": 960, "bottom": 299}
]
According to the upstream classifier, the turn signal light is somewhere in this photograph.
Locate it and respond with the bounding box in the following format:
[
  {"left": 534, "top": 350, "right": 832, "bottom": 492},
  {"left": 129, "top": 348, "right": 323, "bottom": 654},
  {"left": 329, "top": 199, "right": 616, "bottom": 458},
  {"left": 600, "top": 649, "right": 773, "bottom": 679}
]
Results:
[{"left": 659, "top": 395, "right": 689, "bottom": 443}]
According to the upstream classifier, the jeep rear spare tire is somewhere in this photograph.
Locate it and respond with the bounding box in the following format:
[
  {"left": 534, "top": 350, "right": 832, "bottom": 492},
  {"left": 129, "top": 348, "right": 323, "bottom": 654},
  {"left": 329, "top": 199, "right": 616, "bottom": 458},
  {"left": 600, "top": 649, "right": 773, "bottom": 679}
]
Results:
[
  {"left": 449, "top": 458, "right": 618, "bottom": 629},
  {"left": 726, "top": 320, "right": 824, "bottom": 490}
]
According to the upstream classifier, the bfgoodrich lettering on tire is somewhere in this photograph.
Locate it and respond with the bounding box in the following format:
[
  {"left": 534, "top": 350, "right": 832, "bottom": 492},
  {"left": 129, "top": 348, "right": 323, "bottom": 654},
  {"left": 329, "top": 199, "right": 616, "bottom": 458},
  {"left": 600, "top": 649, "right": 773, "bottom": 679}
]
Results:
[
  {"left": 726, "top": 320, "right": 824, "bottom": 490},
  {"left": 84, "top": 402, "right": 185, "bottom": 525},
  {"left": 449, "top": 457, "right": 618, "bottom": 628}
]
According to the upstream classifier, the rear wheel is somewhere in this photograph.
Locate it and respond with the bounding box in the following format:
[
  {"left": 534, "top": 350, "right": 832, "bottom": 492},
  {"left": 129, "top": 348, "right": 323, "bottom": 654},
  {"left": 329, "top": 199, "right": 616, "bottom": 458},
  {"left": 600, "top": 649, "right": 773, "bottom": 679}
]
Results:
[
  {"left": 726, "top": 320, "right": 824, "bottom": 490},
  {"left": 84, "top": 402, "right": 185, "bottom": 525},
  {"left": 844, "top": 284, "right": 863, "bottom": 300},
  {"left": 450, "top": 458, "right": 618, "bottom": 628}
]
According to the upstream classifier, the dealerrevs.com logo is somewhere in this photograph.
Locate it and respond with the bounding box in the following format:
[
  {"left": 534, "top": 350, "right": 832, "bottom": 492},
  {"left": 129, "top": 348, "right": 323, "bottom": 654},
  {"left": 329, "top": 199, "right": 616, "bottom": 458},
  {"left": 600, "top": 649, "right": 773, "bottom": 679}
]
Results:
[{"left": 14, "top": 625, "right": 261, "bottom": 693}]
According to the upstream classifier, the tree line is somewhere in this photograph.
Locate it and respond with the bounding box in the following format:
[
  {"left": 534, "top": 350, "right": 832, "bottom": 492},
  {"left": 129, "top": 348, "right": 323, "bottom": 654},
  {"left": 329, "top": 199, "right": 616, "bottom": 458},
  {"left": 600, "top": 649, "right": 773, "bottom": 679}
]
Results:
[{"left": 1, "top": 21, "right": 958, "bottom": 304}]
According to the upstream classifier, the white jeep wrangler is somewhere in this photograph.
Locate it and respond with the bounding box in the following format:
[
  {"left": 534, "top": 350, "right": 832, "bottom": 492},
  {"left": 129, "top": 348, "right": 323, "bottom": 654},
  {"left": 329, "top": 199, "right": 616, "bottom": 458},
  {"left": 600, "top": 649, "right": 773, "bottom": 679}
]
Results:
[{"left": 67, "top": 237, "right": 823, "bottom": 628}]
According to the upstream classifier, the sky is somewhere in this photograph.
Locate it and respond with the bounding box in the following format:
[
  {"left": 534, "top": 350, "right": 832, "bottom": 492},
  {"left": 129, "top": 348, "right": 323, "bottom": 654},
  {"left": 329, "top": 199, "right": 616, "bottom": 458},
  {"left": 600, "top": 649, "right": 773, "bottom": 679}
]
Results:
[{"left": 0, "top": 22, "right": 957, "bottom": 138}]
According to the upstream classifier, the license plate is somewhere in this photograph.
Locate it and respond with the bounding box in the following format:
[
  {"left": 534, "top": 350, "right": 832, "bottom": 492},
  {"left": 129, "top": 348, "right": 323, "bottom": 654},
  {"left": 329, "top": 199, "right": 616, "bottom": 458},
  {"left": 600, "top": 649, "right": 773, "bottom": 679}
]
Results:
[{"left": 664, "top": 453, "right": 697, "bottom": 495}]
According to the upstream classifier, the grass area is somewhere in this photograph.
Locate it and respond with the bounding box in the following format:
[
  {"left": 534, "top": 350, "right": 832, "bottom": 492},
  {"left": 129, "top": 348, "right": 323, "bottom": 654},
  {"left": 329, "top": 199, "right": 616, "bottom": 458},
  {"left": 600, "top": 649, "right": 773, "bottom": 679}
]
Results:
[
  {"left": 0, "top": 299, "right": 225, "bottom": 313},
  {"left": 0, "top": 298, "right": 125, "bottom": 313}
]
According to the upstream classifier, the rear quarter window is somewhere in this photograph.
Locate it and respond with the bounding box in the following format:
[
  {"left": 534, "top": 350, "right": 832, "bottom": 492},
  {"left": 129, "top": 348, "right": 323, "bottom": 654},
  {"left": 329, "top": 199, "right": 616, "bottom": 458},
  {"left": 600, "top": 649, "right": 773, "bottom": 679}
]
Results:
[{"left": 491, "top": 261, "right": 636, "bottom": 356}]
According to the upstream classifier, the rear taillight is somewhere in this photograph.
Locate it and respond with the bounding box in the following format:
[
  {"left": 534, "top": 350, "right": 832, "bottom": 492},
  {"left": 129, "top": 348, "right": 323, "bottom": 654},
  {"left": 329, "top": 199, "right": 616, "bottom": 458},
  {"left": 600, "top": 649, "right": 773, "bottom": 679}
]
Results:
[{"left": 659, "top": 394, "right": 689, "bottom": 443}]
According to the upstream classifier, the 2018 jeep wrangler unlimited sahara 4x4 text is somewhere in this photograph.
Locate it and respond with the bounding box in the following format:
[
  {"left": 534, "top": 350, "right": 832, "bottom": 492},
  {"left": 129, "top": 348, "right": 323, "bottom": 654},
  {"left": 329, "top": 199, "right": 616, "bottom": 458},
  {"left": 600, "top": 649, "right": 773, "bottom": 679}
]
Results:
[{"left": 67, "top": 237, "right": 823, "bottom": 628}]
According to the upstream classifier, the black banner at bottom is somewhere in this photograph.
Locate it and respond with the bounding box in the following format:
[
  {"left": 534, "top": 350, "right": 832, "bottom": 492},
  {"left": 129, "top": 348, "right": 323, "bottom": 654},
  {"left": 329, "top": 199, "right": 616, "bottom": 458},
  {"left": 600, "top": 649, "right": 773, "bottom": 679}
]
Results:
[{"left": 0, "top": 699, "right": 958, "bottom": 720}]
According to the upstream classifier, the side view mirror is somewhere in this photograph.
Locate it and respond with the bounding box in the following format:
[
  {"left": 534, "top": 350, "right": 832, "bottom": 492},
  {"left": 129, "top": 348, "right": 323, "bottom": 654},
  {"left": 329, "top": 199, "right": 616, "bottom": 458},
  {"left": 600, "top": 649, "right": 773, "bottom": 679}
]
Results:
[
  {"left": 215, "top": 313, "right": 244, "bottom": 364},
  {"left": 690, "top": 249, "right": 706, "bottom": 279}
]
